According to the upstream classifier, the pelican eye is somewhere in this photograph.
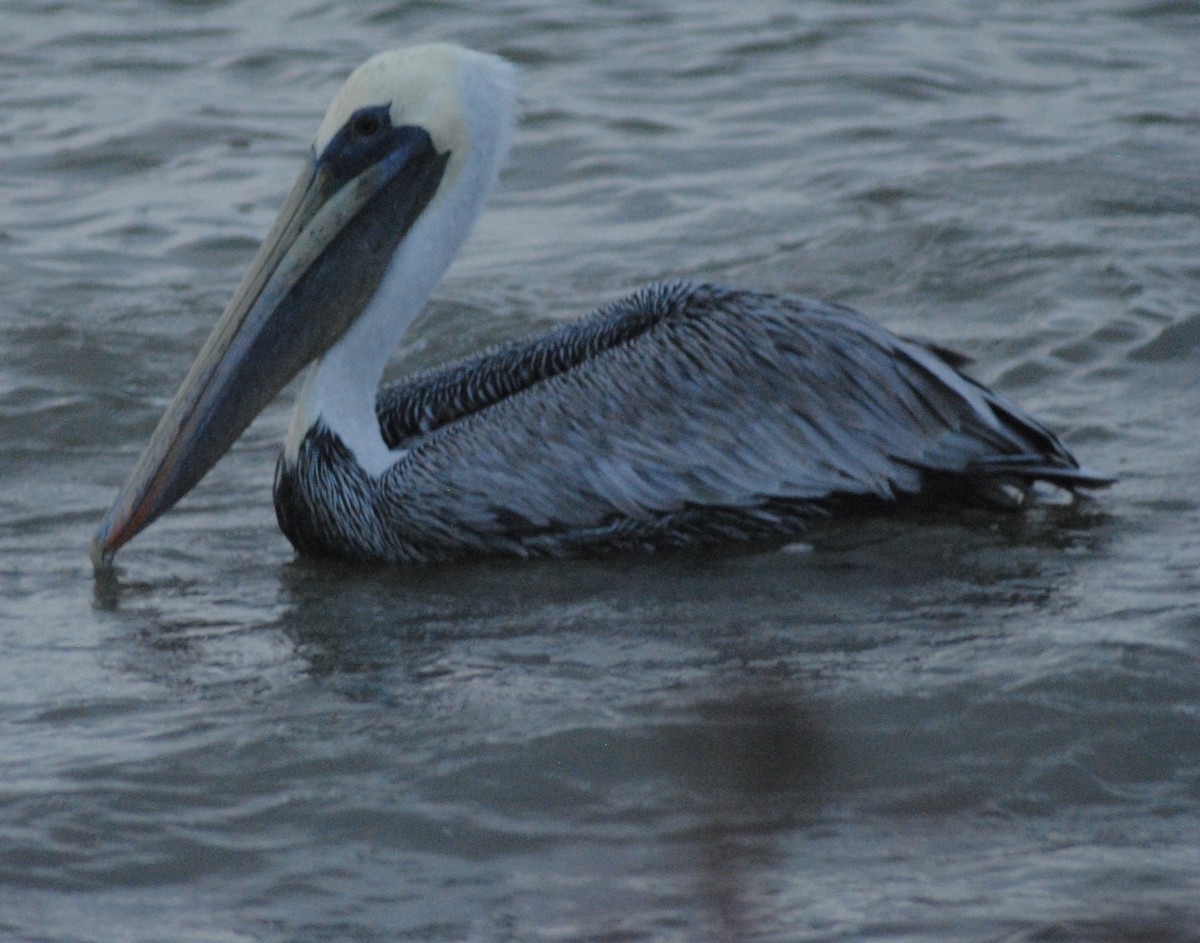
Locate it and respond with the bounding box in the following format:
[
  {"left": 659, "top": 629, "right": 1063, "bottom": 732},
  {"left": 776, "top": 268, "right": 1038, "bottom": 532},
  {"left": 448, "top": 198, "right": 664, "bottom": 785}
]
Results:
[
  {"left": 319, "top": 104, "right": 407, "bottom": 180},
  {"left": 352, "top": 111, "right": 383, "bottom": 139}
]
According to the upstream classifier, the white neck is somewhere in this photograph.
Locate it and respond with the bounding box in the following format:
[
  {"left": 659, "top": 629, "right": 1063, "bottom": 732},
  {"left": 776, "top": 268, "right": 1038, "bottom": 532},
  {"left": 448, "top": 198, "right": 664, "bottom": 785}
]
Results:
[
  {"left": 284, "top": 54, "right": 514, "bottom": 476},
  {"left": 283, "top": 231, "right": 443, "bottom": 477}
]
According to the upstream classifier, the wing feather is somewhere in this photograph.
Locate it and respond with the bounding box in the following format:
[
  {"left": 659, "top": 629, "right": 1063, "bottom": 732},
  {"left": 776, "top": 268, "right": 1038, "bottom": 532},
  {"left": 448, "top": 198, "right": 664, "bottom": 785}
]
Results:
[{"left": 367, "top": 282, "right": 1106, "bottom": 550}]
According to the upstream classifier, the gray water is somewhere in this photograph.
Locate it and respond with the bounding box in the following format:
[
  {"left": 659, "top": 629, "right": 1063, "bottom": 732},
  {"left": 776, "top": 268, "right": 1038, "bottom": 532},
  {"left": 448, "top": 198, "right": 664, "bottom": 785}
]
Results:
[{"left": 2, "top": 1, "right": 1199, "bottom": 940}]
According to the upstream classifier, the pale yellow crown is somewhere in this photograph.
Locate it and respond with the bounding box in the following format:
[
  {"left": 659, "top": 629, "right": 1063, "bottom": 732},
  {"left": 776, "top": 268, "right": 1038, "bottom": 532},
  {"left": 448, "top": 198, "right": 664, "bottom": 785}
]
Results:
[{"left": 313, "top": 44, "right": 517, "bottom": 191}]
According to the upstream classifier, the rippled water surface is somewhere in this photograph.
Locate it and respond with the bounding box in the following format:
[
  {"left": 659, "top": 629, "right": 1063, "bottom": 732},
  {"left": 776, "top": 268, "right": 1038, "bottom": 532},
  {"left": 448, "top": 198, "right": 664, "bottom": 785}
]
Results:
[{"left": 2, "top": 2, "right": 1199, "bottom": 941}]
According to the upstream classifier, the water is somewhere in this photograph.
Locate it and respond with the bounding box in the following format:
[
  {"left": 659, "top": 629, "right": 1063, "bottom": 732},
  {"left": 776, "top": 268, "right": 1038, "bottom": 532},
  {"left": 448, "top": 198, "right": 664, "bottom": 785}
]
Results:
[{"left": 2, "top": 1, "right": 1199, "bottom": 940}]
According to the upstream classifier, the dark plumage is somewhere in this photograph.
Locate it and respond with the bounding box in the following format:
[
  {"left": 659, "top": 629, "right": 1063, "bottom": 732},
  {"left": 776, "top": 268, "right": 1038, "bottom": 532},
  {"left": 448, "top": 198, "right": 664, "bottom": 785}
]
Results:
[{"left": 274, "top": 281, "right": 1112, "bottom": 564}]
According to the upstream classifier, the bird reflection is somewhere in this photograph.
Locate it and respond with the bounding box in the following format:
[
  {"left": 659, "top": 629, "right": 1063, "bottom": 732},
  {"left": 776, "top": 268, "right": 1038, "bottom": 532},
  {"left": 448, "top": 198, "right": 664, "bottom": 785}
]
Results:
[
  {"left": 275, "top": 565, "right": 831, "bottom": 941},
  {"left": 665, "top": 683, "right": 829, "bottom": 943}
]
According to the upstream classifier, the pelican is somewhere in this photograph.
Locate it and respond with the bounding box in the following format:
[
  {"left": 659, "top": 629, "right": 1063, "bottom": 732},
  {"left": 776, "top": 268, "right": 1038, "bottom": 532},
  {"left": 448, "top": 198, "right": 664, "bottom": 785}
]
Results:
[{"left": 91, "top": 44, "right": 1112, "bottom": 569}]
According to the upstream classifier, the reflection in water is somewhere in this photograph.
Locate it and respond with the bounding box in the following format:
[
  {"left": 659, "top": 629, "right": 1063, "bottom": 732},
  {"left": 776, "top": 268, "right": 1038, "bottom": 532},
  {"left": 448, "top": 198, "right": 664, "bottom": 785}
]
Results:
[
  {"left": 84, "top": 501, "right": 1119, "bottom": 940},
  {"left": 273, "top": 557, "right": 832, "bottom": 941},
  {"left": 680, "top": 686, "right": 829, "bottom": 943},
  {"left": 91, "top": 565, "right": 121, "bottom": 612}
]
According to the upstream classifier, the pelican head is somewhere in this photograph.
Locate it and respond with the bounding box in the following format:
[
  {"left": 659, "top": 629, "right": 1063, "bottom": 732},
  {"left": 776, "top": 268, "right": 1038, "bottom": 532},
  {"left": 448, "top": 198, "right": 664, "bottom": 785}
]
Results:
[{"left": 92, "top": 44, "right": 516, "bottom": 568}]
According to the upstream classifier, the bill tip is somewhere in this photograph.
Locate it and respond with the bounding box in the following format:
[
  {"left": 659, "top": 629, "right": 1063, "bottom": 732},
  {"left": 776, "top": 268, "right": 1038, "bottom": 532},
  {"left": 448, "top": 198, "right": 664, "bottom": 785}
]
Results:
[{"left": 90, "top": 532, "right": 116, "bottom": 576}]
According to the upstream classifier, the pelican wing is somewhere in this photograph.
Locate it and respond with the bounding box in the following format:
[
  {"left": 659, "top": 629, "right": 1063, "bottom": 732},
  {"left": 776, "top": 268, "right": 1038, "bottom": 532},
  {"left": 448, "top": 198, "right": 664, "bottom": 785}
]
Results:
[{"left": 356, "top": 282, "right": 1107, "bottom": 558}]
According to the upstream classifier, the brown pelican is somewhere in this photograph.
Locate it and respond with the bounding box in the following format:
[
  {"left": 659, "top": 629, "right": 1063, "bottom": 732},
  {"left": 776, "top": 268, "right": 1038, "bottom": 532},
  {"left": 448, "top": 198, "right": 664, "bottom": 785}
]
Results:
[{"left": 91, "top": 44, "right": 1112, "bottom": 568}]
